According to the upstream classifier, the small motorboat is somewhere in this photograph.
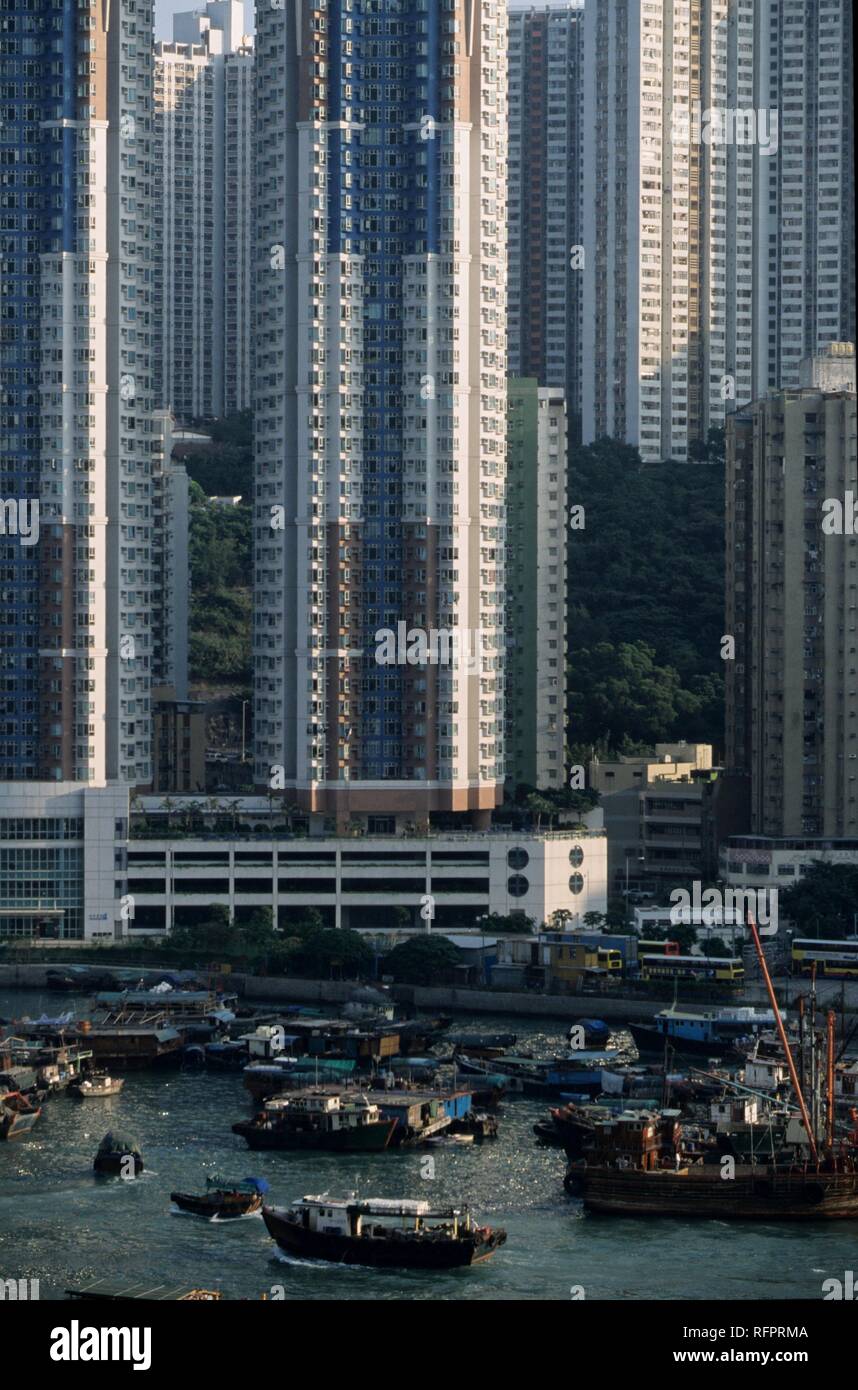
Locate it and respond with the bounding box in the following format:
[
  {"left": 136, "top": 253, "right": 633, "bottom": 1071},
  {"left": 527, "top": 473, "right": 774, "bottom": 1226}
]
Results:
[
  {"left": 170, "top": 1175, "right": 269, "bottom": 1219},
  {"left": 93, "top": 1131, "right": 143, "bottom": 1176},
  {"left": 69, "top": 1072, "right": 124, "bottom": 1099}
]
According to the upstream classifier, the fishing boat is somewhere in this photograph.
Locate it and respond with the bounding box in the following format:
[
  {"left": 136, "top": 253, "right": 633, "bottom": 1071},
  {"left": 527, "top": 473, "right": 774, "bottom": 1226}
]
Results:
[
  {"left": 627, "top": 1006, "right": 778, "bottom": 1057},
  {"left": 232, "top": 1091, "right": 397, "bottom": 1152},
  {"left": 93, "top": 1131, "right": 143, "bottom": 1176},
  {"left": 170, "top": 1175, "right": 268, "bottom": 1219},
  {"left": 263, "top": 1195, "right": 506, "bottom": 1268},
  {"left": 564, "top": 915, "right": 858, "bottom": 1220},
  {"left": 565, "top": 1150, "right": 858, "bottom": 1219},
  {"left": 68, "top": 1072, "right": 124, "bottom": 1099},
  {"left": 0, "top": 1089, "right": 41, "bottom": 1140}
]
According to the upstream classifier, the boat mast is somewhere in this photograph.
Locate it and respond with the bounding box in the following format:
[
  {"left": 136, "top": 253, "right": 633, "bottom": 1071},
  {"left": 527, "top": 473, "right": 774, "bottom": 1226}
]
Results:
[
  {"left": 747, "top": 912, "right": 818, "bottom": 1164},
  {"left": 809, "top": 965, "right": 818, "bottom": 1147},
  {"left": 826, "top": 1009, "right": 836, "bottom": 1153}
]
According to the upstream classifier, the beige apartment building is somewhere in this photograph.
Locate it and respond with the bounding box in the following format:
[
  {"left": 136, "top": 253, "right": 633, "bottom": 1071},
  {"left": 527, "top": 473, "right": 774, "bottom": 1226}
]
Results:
[
  {"left": 725, "top": 345, "right": 858, "bottom": 836},
  {"left": 589, "top": 743, "right": 713, "bottom": 796}
]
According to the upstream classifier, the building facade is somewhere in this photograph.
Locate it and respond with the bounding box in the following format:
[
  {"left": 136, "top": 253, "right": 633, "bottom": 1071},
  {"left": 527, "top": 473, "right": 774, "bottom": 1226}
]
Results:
[
  {"left": 581, "top": 0, "right": 758, "bottom": 463},
  {"left": 123, "top": 808, "right": 606, "bottom": 938},
  {"left": 580, "top": 0, "right": 855, "bottom": 464},
  {"left": 153, "top": 2, "right": 253, "bottom": 419},
  {"left": 0, "top": 0, "right": 154, "bottom": 786},
  {"left": 725, "top": 346, "right": 858, "bottom": 837},
  {"left": 150, "top": 412, "right": 190, "bottom": 703},
  {"left": 507, "top": 1, "right": 583, "bottom": 438},
  {"left": 505, "top": 380, "right": 567, "bottom": 790},
  {"left": 751, "top": 0, "right": 855, "bottom": 399},
  {"left": 253, "top": 0, "right": 508, "bottom": 828}
]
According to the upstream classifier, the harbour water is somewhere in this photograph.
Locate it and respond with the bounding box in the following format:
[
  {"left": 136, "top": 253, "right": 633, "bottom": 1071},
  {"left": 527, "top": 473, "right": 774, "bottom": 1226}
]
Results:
[{"left": 0, "top": 988, "right": 853, "bottom": 1301}]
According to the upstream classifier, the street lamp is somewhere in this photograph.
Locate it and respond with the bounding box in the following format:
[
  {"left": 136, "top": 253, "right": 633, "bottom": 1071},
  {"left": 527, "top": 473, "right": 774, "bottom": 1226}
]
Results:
[
  {"left": 624, "top": 849, "right": 646, "bottom": 901},
  {"left": 240, "top": 700, "right": 249, "bottom": 763}
]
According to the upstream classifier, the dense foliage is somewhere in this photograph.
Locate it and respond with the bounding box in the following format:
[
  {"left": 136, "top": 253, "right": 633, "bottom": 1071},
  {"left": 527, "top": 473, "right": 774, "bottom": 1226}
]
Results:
[
  {"left": 188, "top": 480, "right": 252, "bottom": 684},
  {"left": 780, "top": 863, "right": 858, "bottom": 936},
  {"left": 566, "top": 439, "right": 726, "bottom": 753},
  {"left": 383, "top": 935, "right": 464, "bottom": 984}
]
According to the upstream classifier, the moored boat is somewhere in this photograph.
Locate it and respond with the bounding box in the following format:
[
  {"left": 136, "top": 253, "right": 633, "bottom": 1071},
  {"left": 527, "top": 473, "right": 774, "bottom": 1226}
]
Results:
[
  {"left": 263, "top": 1195, "right": 506, "bottom": 1268},
  {"left": 68, "top": 1072, "right": 124, "bottom": 1099},
  {"left": 232, "top": 1090, "right": 397, "bottom": 1152},
  {"left": 0, "top": 1089, "right": 41, "bottom": 1141},
  {"left": 628, "top": 1006, "right": 778, "bottom": 1057},
  {"left": 565, "top": 1157, "right": 858, "bottom": 1219}
]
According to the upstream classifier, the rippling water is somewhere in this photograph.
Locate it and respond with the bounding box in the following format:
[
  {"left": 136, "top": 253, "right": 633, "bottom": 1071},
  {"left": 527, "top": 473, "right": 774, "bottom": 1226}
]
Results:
[{"left": 1, "top": 988, "right": 853, "bottom": 1301}]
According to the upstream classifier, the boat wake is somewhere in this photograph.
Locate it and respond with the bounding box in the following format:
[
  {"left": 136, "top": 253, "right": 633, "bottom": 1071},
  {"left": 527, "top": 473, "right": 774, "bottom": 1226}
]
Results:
[
  {"left": 270, "top": 1250, "right": 369, "bottom": 1273},
  {"left": 209, "top": 1209, "right": 264, "bottom": 1223}
]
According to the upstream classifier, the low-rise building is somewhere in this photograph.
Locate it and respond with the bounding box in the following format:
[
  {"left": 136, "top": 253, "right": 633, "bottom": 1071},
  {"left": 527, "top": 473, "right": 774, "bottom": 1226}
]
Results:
[
  {"left": 589, "top": 743, "right": 713, "bottom": 796},
  {"left": 720, "top": 836, "right": 858, "bottom": 890}
]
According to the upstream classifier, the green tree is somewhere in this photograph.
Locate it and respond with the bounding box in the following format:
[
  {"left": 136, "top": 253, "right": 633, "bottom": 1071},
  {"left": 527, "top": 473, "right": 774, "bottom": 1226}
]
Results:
[
  {"left": 780, "top": 863, "right": 858, "bottom": 937},
  {"left": 566, "top": 441, "right": 725, "bottom": 751},
  {"left": 475, "top": 911, "right": 536, "bottom": 935},
  {"left": 289, "top": 928, "right": 372, "bottom": 980},
  {"left": 567, "top": 641, "right": 720, "bottom": 750},
  {"left": 384, "top": 935, "right": 463, "bottom": 984}
]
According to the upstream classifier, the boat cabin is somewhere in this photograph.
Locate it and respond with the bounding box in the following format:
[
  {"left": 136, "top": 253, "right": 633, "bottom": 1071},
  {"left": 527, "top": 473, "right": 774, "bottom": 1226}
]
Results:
[
  {"left": 710, "top": 1096, "right": 760, "bottom": 1131},
  {"left": 292, "top": 1196, "right": 467, "bottom": 1240}
]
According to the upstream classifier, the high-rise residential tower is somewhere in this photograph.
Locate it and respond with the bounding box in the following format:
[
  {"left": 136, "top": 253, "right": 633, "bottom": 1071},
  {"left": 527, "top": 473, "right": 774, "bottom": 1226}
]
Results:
[
  {"left": 505, "top": 380, "right": 568, "bottom": 790},
  {"left": 725, "top": 344, "right": 858, "bottom": 837},
  {"left": 0, "top": 0, "right": 154, "bottom": 786},
  {"left": 253, "top": 0, "right": 508, "bottom": 830},
  {"left": 581, "top": 0, "right": 758, "bottom": 464},
  {"left": 153, "top": 2, "right": 254, "bottom": 419},
  {"left": 0, "top": 0, "right": 154, "bottom": 940},
  {"left": 751, "top": 0, "right": 855, "bottom": 399},
  {"left": 507, "top": 1, "right": 584, "bottom": 439},
  {"left": 580, "top": 0, "right": 855, "bottom": 464}
]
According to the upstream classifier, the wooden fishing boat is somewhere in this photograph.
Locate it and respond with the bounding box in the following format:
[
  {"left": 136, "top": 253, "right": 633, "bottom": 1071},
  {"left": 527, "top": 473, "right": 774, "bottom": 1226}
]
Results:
[
  {"left": 263, "top": 1196, "right": 506, "bottom": 1268},
  {"left": 564, "top": 914, "right": 858, "bottom": 1220},
  {"left": 170, "top": 1175, "right": 268, "bottom": 1219},
  {"left": 0, "top": 1089, "right": 41, "bottom": 1140},
  {"left": 565, "top": 1157, "right": 858, "bottom": 1219}
]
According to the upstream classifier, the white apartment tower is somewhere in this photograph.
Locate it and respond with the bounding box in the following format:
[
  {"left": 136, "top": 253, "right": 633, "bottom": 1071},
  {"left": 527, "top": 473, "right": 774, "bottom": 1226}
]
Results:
[
  {"left": 253, "top": 0, "right": 508, "bottom": 830},
  {"left": 581, "top": 0, "right": 855, "bottom": 463},
  {"left": 582, "top": 0, "right": 757, "bottom": 464},
  {"left": 0, "top": 0, "right": 155, "bottom": 785},
  {"left": 153, "top": 3, "right": 254, "bottom": 420},
  {"left": 751, "top": 0, "right": 855, "bottom": 398},
  {"left": 0, "top": 0, "right": 154, "bottom": 939}
]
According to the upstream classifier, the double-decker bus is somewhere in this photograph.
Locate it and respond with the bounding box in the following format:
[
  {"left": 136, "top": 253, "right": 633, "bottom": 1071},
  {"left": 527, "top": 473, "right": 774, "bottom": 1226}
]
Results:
[
  {"left": 638, "top": 954, "right": 744, "bottom": 986},
  {"left": 791, "top": 938, "right": 858, "bottom": 978},
  {"left": 638, "top": 939, "right": 680, "bottom": 957},
  {"left": 597, "top": 947, "right": 623, "bottom": 974}
]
